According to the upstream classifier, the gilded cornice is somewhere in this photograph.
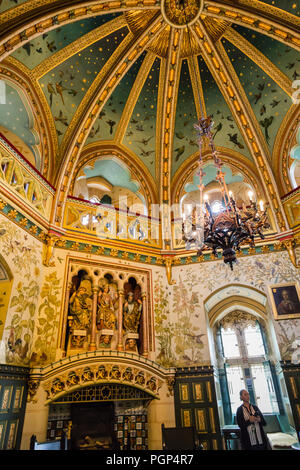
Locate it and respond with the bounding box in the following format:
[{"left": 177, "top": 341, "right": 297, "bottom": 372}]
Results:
[
  {"left": 223, "top": 27, "right": 293, "bottom": 97},
  {"left": 0, "top": 192, "right": 287, "bottom": 268},
  {"left": 28, "top": 350, "right": 175, "bottom": 403},
  {"left": 0, "top": 1, "right": 161, "bottom": 59},
  {"left": 204, "top": 0, "right": 300, "bottom": 50},
  {"left": 32, "top": 15, "right": 128, "bottom": 80},
  {"left": 114, "top": 50, "right": 157, "bottom": 144},
  {"left": 192, "top": 20, "right": 288, "bottom": 232},
  {"left": 52, "top": 14, "right": 165, "bottom": 226}
]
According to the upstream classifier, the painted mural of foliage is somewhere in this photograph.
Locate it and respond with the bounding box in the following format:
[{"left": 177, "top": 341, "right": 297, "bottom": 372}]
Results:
[
  {"left": 6, "top": 279, "right": 39, "bottom": 365},
  {"left": 0, "top": 216, "right": 42, "bottom": 365},
  {"left": 154, "top": 271, "right": 206, "bottom": 367},
  {"left": 31, "top": 271, "right": 61, "bottom": 365},
  {"left": 154, "top": 273, "right": 177, "bottom": 368},
  {"left": 172, "top": 274, "right": 205, "bottom": 366},
  {"left": 275, "top": 319, "right": 300, "bottom": 361},
  {"left": 0, "top": 218, "right": 40, "bottom": 274}
]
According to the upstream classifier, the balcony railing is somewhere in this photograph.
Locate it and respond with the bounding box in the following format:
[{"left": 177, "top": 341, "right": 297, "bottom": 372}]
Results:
[
  {"left": 64, "top": 196, "right": 162, "bottom": 248},
  {"left": 0, "top": 134, "right": 54, "bottom": 223}
]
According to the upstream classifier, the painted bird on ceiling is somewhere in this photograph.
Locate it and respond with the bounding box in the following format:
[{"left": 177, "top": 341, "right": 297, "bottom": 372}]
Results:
[
  {"left": 174, "top": 145, "right": 185, "bottom": 161},
  {"left": 56, "top": 82, "right": 67, "bottom": 105},
  {"left": 138, "top": 147, "right": 155, "bottom": 158},
  {"left": 46, "top": 41, "right": 57, "bottom": 52},
  {"left": 228, "top": 133, "right": 245, "bottom": 149},
  {"left": 106, "top": 120, "right": 116, "bottom": 134},
  {"left": 135, "top": 136, "right": 153, "bottom": 146},
  {"left": 270, "top": 99, "right": 280, "bottom": 108},
  {"left": 54, "top": 110, "right": 68, "bottom": 126},
  {"left": 22, "top": 43, "right": 34, "bottom": 56},
  {"left": 47, "top": 83, "right": 56, "bottom": 107},
  {"left": 175, "top": 131, "right": 185, "bottom": 140},
  {"left": 213, "top": 122, "right": 222, "bottom": 138},
  {"left": 260, "top": 116, "right": 274, "bottom": 144}
]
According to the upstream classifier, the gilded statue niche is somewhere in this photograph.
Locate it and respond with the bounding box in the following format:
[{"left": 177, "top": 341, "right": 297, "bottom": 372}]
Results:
[
  {"left": 67, "top": 274, "right": 93, "bottom": 351},
  {"left": 62, "top": 259, "right": 150, "bottom": 358}
]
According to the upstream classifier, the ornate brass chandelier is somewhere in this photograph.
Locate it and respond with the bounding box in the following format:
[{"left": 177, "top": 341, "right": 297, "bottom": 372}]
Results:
[
  {"left": 181, "top": 6, "right": 270, "bottom": 269},
  {"left": 182, "top": 116, "right": 270, "bottom": 269}
]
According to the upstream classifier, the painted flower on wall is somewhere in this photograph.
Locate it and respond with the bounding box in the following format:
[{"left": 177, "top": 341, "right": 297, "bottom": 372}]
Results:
[
  {"left": 0, "top": 215, "right": 42, "bottom": 365},
  {"left": 31, "top": 271, "right": 62, "bottom": 365},
  {"left": 6, "top": 279, "right": 40, "bottom": 365},
  {"left": 154, "top": 271, "right": 206, "bottom": 367}
]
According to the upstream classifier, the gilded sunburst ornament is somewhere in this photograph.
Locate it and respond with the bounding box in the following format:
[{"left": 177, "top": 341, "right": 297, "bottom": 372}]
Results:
[{"left": 162, "top": 0, "right": 203, "bottom": 28}]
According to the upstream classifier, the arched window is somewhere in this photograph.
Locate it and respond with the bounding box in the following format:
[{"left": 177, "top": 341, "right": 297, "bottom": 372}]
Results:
[
  {"left": 0, "top": 258, "right": 13, "bottom": 342},
  {"left": 218, "top": 311, "right": 279, "bottom": 417}
]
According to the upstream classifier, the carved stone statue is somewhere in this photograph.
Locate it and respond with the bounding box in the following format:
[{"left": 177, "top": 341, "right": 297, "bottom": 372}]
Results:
[
  {"left": 69, "top": 280, "right": 92, "bottom": 330},
  {"left": 97, "top": 284, "right": 116, "bottom": 330},
  {"left": 123, "top": 292, "right": 142, "bottom": 333}
]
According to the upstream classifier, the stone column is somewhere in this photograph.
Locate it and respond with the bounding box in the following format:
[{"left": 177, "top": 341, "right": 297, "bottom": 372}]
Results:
[
  {"left": 60, "top": 282, "right": 72, "bottom": 352},
  {"left": 117, "top": 290, "right": 124, "bottom": 351},
  {"left": 142, "top": 292, "right": 148, "bottom": 357},
  {"left": 89, "top": 285, "right": 99, "bottom": 351}
]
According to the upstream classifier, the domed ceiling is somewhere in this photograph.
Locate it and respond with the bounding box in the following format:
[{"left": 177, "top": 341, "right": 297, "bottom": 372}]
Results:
[{"left": 0, "top": 0, "right": 299, "bottom": 200}]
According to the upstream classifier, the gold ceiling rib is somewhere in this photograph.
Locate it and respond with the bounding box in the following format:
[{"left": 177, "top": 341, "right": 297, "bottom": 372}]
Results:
[
  {"left": 126, "top": 9, "right": 230, "bottom": 57},
  {"left": 159, "top": 27, "right": 183, "bottom": 249},
  {"left": 51, "top": 12, "right": 165, "bottom": 227},
  {"left": 223, "top": 27, "right": 293, "bottom": 97},
  {"left": 204, "top": 0, "right": 300, "bottom": 50},
  {"left": 155, "top": 56, "right": 167, "bottom": 187},
  {"left": 114, "top": 50, "right": 157, "bottom": 144},
  {"left": 187, "top": 55, "right": 207, "bottom": 120},
  {"left": 32, "top": 15, "right": 127, "bottom": 80},
  {"left": 192, "top": 19, "right": 288, "bottom": 233}
]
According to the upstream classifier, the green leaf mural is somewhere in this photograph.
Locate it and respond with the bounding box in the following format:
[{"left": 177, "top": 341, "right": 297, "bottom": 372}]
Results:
[
  {"left": 31, "top": 271, "right": 62, "bottom": 365},
  {"left": 154, "top": 272, "right": 206, "bottom": 367},
  {"left": 6, "top": 280, "right": 39, "bottom": 365}
]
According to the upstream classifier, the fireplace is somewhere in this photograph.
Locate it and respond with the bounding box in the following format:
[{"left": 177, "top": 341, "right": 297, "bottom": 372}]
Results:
[{"left": 70, "top": 402, "right": 117, "bottom": 450}]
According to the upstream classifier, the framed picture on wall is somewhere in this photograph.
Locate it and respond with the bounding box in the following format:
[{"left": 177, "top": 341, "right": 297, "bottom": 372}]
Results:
[{"left": 268, "top": 282, "right": 300, "bottom": 320}]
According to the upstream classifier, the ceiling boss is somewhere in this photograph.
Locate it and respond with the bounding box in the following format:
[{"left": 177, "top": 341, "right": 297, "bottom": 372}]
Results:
[{"left": 161, "top": 0, "right": 203, "bottom": 28}]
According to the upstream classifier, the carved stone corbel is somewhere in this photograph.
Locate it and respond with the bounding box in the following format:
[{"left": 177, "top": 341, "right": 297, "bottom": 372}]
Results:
[
  {"left": 164, "top": 257, "right": 176, "bottom": 285},
  {"left": 43, "top": 235, "right": 59, "bottom": 267},
  {"left": 27, "top": 378, "right": 40, "bottom": 403},
  {"left": 283, "top": 238, "right": 300, "bottom": 268},
  {"left": 166, "top": 376, "right": 175, "bottom": 396}
]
